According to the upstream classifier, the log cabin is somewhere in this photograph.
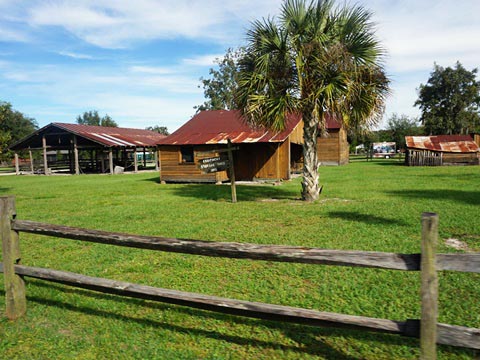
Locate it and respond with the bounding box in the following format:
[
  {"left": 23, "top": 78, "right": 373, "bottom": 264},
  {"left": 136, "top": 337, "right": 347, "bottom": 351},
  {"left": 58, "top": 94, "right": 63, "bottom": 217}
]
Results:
[{"left": 157, "top": 110, "right": 349, "bottom": 183}]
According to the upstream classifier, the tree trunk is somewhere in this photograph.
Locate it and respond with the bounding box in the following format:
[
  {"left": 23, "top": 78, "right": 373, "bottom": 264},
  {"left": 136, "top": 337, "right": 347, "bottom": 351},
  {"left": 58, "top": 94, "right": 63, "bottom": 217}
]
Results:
[{"left": 301, "top": 113, "right": 320, "bottom": 201}]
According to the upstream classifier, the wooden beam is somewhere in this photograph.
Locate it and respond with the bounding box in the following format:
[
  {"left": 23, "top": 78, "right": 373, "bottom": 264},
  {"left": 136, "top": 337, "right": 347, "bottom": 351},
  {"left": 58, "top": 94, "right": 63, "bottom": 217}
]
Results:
[
  {"left": 6, "top": 263, "right": 406, "bottom": 334},
  {"left": 134, "top": 148, "right": 138, "bottom": 173},
  {"left": 227, "top": 139, "right": 237, "bottom": 203},
  {"left": 158, "top": 148, "right": 163, "bottom": 182},
  {"left": 154, "top": 147, "right": 159, "bottom": 171},
  {"left": 0, "top": 262, "right": 478, "bottom": 349},
  {"left": 287, "top": 138, "right": 291, "bottom": 180},
  {"left": 421, "top": 212, "right": 439, "bottom": 360},
  {"left": 12, "top": 219, "right": 423, "bottom": 270},
  {"left": 42, "top": 135, "right": 49, "bottom": 175},
  {"left": 29, "top": 150, "right": 34, "bottom": 173},
  {"left": 0, "top": 196, "right": 26, "bottom": 319},
  {"left": 73, "top": 135, "right": 80, "bottom": 175},
  {"left": 14, "top": 153, "right": 19, "bottom": 175},
  {"left": 109, "top": 148, "right": 113, "bottom": 175}
]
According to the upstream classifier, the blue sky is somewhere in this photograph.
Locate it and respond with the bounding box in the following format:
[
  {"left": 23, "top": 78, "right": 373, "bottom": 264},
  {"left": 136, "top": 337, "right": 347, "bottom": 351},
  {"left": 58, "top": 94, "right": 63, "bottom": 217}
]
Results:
[{"left": 1, "top": 0, "right": 479, "bottom": 132}]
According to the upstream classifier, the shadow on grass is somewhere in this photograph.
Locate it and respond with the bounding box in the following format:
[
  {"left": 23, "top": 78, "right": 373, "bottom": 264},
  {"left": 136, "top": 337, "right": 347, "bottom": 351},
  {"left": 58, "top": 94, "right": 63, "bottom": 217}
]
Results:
[
  {"left": 142, "top": 176, "right": 161, "bottom": 184},
  {"left": 366, "top": 160, "right": 405, "bottom": 166},
  {"left": 13, "top": 281, "right": 433, "bottom": 359},
  {"left": 154, "top": 183, "right": 300, "bottom": 202},
  {"left": 141, "top": 176, "right": 300, "bottom": 201},
  {"left": 327, "top": 211, "right": 409, "bottom": 226},
  {"left": 386, "top": 189, "right": 480, "bottom": 206},
  {"left": 0, "top": 187, "right": 12, "bottom": 194},
  {"left": 2, "top": 283, "right": 474, "bottom": 358}
]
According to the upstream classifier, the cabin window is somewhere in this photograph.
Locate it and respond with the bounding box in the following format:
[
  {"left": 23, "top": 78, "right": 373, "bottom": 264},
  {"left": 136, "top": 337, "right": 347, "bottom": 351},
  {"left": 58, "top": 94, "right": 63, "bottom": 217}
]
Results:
[{"left": 180, "top": 146, "right": 194, "bottom": 163}]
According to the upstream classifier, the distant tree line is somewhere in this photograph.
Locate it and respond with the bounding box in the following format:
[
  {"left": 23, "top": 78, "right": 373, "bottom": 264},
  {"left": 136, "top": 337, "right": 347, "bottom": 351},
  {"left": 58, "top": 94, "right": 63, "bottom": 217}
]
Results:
[
  {"left": 76, "top": 110, "right": 118, "bottom": 127},
  {"left": 197, "top": 52, "right": 479, "bottom": 151},
  {"left": 0, "top": 101, "right": 38, "bottom": 163}
]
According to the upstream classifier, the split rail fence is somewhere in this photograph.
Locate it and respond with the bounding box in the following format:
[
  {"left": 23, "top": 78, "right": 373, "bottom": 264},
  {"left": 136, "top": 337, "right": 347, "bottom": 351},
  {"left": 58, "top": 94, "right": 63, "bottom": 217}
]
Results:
[{"left": 1, "top": 196, "right": 479, "bottom": 359}]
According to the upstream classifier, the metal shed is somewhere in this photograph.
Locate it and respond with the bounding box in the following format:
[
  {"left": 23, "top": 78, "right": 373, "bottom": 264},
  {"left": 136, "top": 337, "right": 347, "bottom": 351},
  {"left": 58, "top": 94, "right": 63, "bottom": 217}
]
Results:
[{"left": 405, "top": 135, "right": 480, "bottom": 166}]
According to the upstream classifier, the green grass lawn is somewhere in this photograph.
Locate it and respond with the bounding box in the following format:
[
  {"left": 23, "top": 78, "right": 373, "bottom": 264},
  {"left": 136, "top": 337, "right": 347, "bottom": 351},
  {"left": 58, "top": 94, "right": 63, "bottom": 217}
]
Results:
[{"left": 0, "top": 161, "right": 479, "bottom": 359}]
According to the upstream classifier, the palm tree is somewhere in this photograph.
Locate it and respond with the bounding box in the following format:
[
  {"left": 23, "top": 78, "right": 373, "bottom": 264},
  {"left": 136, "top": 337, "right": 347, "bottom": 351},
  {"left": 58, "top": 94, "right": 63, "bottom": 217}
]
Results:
[{"left": 236, "top": 0, "right": 389, "bottom": 201}]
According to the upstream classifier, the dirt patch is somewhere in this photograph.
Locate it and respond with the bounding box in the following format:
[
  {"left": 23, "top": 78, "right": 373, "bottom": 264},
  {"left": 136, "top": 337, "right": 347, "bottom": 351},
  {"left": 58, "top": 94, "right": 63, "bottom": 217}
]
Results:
[{"left": 444, "top": 238, "right": 470, "bottom": 251}]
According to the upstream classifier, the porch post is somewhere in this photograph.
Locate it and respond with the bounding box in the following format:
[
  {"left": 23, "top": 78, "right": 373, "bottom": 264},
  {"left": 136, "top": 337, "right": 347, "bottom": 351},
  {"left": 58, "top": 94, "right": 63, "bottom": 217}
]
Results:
[
  {"left": 109, "top": 148, "right": 114, "bottom": 175},
  {"left": 134, "top": 148, "right": 138, "bottom": 173},
  {"left": 29, "top": 150, "right": 34, "bottom": 173},
  {"left": 73, "top": 135, "right": 80, "bottom": 175},
  {"left": 42, "top": 135, "right": 49, "bottom": 175},
  {"left": 14, "top": 153, "right": 19, "bottom": 175}
]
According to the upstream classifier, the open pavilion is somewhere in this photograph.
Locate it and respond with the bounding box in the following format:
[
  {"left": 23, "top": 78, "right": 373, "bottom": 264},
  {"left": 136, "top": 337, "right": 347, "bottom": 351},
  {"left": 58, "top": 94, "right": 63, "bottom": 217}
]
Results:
[{"left": 9, "top": 123, "right": 166, "bottom": 175}]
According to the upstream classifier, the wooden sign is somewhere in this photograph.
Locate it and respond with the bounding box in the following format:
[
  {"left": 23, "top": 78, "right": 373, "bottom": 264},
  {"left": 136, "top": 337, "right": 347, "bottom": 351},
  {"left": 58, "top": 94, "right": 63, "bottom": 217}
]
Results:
[
  {"left": 197, "top": 157, "right": 229, "bottom": 173},
  {"left": 197, "top": 139, "right": 238, "bottom": 203},
  {"left": 198, "top": 157, "right": 229, "bottom": 174}
]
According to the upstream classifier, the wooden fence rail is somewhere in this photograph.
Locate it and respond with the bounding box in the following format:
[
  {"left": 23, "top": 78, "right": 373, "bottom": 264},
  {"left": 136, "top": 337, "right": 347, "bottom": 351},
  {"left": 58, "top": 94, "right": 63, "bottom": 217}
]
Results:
[{"left": 1, "top": 196, "right": 480, "bottom": 358}]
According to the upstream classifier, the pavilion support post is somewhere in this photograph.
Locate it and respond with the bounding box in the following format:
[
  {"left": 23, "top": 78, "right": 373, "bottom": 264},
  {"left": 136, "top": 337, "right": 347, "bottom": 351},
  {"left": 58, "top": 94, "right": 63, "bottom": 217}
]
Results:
[
  {"left": 154, "top": 147, "right": 159, "bottom": 171},
  {"left": 109, "top": 148, "right": 114, "bottom": 175},
  {"left": 0, "top": 196, "right": 27, "bottom": 320},
  {"left": 29, "top": 150, "right": 34, "bottom": 174},
  {"left": 420, "top": 212, "right": 439, "bottom": 360},
  {"left": 90, "top": 150, "right": 94, "bottom": 172},
  {"left": 143, "top": 147, "right": 147, "bottom": 167},
  {"left": 134, "top": 148, "right": 138, "bottom": 173},
  {"left": 73, "top": 135, "right": 80, "bottom": 175},
  {"left": 14, "top": 153, "right": 19, "bottom": 175},
  {"left": 42, "top": 135, "right": 49, "bottom": 175},
  {"left": 100, "top": 151, "right": 105, "bottom": 173}
]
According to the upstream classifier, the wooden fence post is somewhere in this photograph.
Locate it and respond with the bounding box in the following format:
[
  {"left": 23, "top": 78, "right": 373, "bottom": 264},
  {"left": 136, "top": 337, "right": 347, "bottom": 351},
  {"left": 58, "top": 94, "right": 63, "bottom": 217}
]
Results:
[
  {"left": 0, "top": 196, "right": 26, "bottom": 320},
  {"left": 420, "top": 212, "right": 439, "bottom": 360}
]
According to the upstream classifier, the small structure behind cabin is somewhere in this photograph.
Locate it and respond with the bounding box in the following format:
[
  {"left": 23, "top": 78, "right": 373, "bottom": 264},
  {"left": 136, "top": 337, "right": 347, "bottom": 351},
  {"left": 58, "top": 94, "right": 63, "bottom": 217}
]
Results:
[
  {"left": 317, "top": 117, "right": 349, "bottom": 165},
  {"left": 405, "top": 135, "right": 480, "bottom": 166}
]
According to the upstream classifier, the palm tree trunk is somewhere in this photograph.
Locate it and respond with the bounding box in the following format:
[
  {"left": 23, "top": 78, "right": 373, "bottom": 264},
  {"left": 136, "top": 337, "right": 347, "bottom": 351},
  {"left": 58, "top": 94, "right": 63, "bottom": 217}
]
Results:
[{"left": 301, "top": 113, "right": 320, "bottom": 201}]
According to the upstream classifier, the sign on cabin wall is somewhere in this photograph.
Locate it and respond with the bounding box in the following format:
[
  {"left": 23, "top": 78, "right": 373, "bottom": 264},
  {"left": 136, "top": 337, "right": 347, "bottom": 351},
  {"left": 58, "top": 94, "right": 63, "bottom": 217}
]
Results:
[{"left": 197, "top": 156, "right": 229, "bottom": 173}]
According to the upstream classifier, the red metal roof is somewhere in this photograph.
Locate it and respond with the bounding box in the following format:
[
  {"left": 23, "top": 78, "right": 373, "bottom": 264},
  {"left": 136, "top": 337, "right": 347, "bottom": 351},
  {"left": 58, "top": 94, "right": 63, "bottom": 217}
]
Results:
[
  {"left": 53, "top": 123, "right": 166, "bottom": 147},
  {"left": 405, "top": 135, "right": 479, "bottom": 153},
  {"left": 158, "top": 110, "right": 340, "bottom": 145}
]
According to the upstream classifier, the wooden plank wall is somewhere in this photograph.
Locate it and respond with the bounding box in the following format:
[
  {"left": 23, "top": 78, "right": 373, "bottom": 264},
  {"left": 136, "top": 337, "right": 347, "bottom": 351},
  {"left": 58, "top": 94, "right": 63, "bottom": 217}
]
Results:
[
  {"left": 317, "top": 130, "right": 341, "bottom": 165},
  {"left": 443, "top": 152, "right": 480, "bottom": 165},
  {"left": 289, "top": 120, "right": 304, "bottom": 145},
  {"left": 158, "top": 146, "right": 228, "bottom": 183},
  {"left": 317, "top": 128, "right": 350, "bottom": 166},
  {"left": 160, "top": 139, "right": 294, "bottom": 183}
]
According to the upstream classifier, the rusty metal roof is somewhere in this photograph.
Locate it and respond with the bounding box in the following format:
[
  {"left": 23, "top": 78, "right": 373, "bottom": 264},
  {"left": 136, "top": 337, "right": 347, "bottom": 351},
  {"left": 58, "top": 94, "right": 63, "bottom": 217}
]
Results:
[
  {"left": 405, "top": 135, "right": 479, "bottom": 153},
  {"left": 10, "top": 122, "right": 166, "bottom": 150},
  {"left": 53, "top": 123, "right": 166, "bottom": 147},
  {"left": 158, "top": 110, "right": 340, "bottom": 145}
]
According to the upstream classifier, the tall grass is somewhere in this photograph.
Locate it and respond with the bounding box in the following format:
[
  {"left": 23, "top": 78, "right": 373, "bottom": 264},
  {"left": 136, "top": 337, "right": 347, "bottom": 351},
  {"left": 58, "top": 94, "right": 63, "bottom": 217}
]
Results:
[{"left": 0, "top": 161, "right": 479, "bottom": 359}]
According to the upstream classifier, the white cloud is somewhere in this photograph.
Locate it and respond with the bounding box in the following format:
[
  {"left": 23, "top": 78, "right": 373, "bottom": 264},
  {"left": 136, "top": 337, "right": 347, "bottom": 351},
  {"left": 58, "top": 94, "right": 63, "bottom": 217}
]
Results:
[
  {"left": 129, "top": 65, "right": 174, "bottom": 75},
  {"left": 0, "top": 25, "right": 29, "bottom": 42},
  {"left": 2, "top": 0, "right": 479, "bottom": 131},
  {"left": 182, "top": 54, "right": 223, "bottom": 67},
  {"left": 58, "top": 51, "right": 96, "bottom": 60}
]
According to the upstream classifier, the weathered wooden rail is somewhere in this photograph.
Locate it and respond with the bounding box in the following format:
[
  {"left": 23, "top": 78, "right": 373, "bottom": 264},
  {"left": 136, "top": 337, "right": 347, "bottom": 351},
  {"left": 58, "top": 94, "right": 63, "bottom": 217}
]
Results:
[{"left": 1, "top": 196, "right": 479, "bottom": 359}]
